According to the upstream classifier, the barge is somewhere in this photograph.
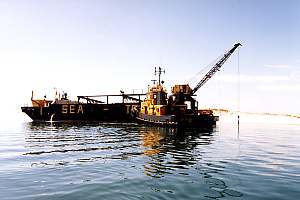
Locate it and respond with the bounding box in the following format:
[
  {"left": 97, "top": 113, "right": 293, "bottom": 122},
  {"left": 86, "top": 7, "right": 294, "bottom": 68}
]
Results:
[{"left": 21, "top": 92, "right": 144, "bottom": 122}]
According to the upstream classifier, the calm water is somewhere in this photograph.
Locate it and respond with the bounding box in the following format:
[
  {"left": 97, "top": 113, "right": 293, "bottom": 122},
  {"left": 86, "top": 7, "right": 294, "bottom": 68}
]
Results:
[{"left": 0, "top": 114, "right": 299, "bottom": 200}]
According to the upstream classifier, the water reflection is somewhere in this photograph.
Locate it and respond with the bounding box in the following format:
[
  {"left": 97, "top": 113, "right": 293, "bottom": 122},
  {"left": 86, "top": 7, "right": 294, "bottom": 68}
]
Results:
[
  {"left": 23, "top": 122, "right": 242, "bottom": 198},
  {"left": 24, "top": 122, "right": 216, "bottom": 171},
  {"left": 140, "top": 126, "right": 216, "bottom": 178}
]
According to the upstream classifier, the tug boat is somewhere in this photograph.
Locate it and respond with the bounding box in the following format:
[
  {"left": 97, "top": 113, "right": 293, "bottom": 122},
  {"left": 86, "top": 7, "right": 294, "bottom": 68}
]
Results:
[
  {"left": 136, "top": 43, "right": 241, "bottom": 127},
  {"left": 136, "top": 67, "right": 218, "bottom": 127}
]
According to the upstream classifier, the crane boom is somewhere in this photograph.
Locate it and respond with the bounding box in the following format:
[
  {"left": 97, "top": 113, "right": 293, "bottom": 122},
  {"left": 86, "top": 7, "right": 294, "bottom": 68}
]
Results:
[{"left": 191, "top": 43, "right": 241, "bottom": 95}]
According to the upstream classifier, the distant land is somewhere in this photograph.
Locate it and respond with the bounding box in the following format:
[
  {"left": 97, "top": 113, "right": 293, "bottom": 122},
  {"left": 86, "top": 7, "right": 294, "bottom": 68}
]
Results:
[{"left": 211, "top": 109, "right": 300, "bottom": 119}]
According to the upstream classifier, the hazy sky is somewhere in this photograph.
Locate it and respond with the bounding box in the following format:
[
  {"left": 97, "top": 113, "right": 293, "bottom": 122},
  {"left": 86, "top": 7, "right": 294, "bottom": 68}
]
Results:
[{"left": 0, "top": 0, "right": 299, "bottom": 122}]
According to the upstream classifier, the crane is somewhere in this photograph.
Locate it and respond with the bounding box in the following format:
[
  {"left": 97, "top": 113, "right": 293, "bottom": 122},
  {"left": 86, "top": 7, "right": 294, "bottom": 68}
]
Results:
[{"left": 191, "top": 43, "right": 241, "bottom": 95}]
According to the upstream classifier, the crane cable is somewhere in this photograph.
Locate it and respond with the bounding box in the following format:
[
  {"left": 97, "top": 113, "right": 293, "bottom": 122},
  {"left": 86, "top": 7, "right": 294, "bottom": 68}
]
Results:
[
  {"left": 237, "top": 45, "right": 241, "bottom": 134},
  {"left": 186, "top": 55, "right": 223, "bottom": 88}
]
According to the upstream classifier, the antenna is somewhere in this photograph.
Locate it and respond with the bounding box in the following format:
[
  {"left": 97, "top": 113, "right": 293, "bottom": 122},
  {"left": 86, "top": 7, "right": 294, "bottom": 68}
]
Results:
[{"left": 154, "top": 67, "right": 165, "bottom": 85}]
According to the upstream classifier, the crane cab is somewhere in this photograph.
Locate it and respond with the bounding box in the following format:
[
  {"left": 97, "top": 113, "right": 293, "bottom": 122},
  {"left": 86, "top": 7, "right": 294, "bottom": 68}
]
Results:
[
  {"left": 171, "top": 84, "right": 192, "bottom": 95},
  {"left": 169, "top": 84, "right": 197, "bottom": 114}
]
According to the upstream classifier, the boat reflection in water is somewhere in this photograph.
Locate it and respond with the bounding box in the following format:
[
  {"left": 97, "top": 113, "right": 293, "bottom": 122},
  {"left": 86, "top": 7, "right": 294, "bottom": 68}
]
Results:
[
  {"left": 140, "top": 126, "right": 216, "bottom": 178},
  {"left": 24, "top": 122, "right": 216, "bottom": 174},
  {"left": 23, "top": 122, "right": 242, "bottom": 198}
]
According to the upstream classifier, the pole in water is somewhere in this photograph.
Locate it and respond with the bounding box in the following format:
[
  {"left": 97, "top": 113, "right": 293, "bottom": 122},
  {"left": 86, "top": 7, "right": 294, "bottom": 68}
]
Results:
[{"left": 237, "top": 115, "right": 240, "bottom": 135}]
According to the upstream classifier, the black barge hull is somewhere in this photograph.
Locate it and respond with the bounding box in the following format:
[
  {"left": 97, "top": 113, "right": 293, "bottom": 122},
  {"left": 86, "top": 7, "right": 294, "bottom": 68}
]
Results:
[{"left": 21, "top": 103, "right": 139, "bottom": 122}]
